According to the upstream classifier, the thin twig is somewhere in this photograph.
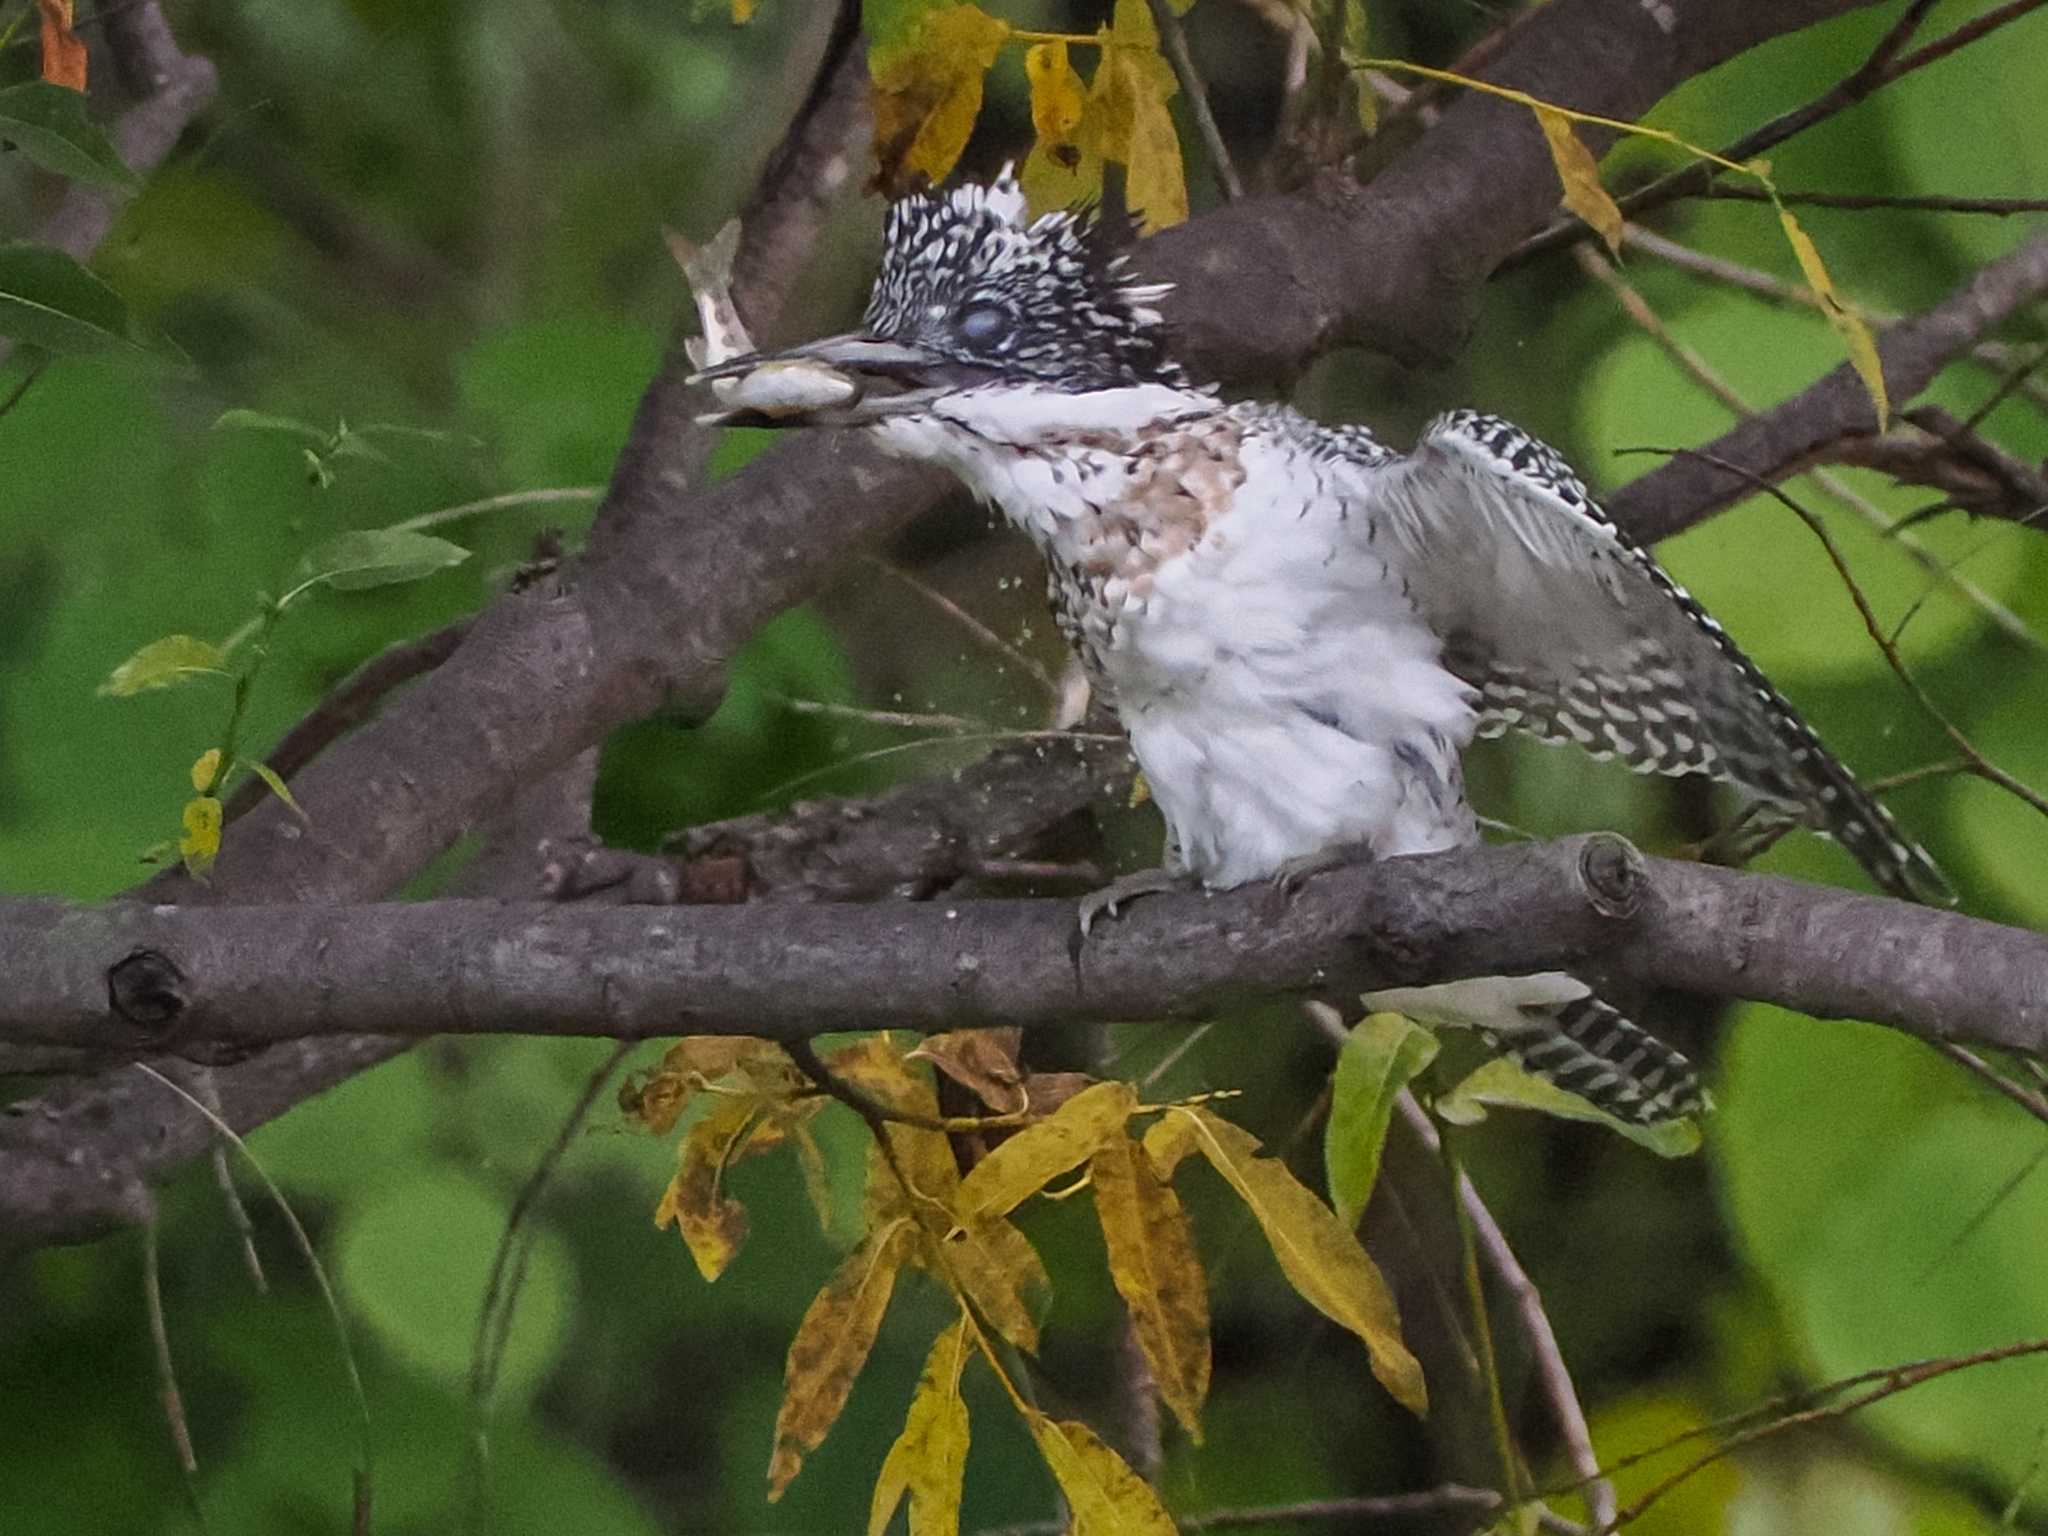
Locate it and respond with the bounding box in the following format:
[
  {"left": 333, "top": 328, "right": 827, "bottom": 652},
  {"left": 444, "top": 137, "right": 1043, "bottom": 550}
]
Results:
[
  {"left": 1508, "top": 0, "right": 2045, "bottom": 266},
  {"left": 1662, "top": 449, "right": 2048, "bottom": 822},
  {"left": 1144, "top": 0, "right": 1241, "bottom": 201},
  {"left": 467, "top": 1040, "right": 636, "bottom": 1532},
  {"left": 132, "top": 1063, "right": 376, "bottom": 1536},
  {"left": 142, "top": 1218, "right": 205, "bottom": 1521},
  {"left": 1595, "top": 1337, "right": 2048, "bottom": 1531},
  {"left": 978, "top": 1483, "right": 1513, "bottom": 1536},
  {"left": 1398, "top": 1096, "right": 1619, "bottom": 1530},
  {"left": 1578, "top": 245, "right": 2043, "bottom": 648},
  {"left": 1622, "top": 225, "right": 2048, "bottom": 416},
  {"left": 864, "top": 556, "right": 1060, "bottom": 697},
  {"left": 1935, "top": 1041, "right": 2048, "bottom": 1128},
  {"left": 199, "top": 1067, "right": 266, "bottom": 1294},
  {"left": 763, "top": 692, "right": 985, "bottom": 733},
  {"left": 1699, "top": 185, "right": 2048, "bottom": 217}
]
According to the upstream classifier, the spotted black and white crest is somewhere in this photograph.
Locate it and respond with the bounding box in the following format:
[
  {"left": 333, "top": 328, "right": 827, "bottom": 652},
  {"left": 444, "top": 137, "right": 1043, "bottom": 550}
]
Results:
[{"left": 863, "top": 169, "right": 1186, "bottom": 392}]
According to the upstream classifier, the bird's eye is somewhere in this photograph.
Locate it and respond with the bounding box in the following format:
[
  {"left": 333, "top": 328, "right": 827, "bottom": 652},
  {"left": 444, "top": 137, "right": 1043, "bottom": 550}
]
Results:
[{"left": 954, "top": 302, "right": 1012, "bottom": 349}]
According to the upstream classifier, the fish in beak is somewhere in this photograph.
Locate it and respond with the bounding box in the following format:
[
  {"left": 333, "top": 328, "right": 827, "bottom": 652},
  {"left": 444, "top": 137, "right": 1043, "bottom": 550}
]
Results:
[{"left": 688, "top": 333, "right": 956, "bottom": 429}]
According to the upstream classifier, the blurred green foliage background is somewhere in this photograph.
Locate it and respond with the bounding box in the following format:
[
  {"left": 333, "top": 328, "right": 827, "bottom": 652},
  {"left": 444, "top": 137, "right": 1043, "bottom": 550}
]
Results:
[{"left": 1, "top": 1, "right": 2045, "bottom": 1532}]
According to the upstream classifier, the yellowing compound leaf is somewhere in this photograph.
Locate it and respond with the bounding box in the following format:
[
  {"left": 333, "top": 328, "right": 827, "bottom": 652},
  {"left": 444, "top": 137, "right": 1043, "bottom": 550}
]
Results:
[
  {"left": 1435, "top": 1056, "right": 1701, "bottom": 1158},
  {"left": 954, "top": 1080, "right": 1136, "bottom": 1224},
  {"left": 179, "top": 796, "right": 222, "bottom": 878},
  {"left": 36, "top": 1, "right": 85, "bottom": 92},
  {"left": 869, "top": 4, "right": 1011, "bottom": 195},
  {"left": 189, "top": 748, "right": 222, "bottom": 794},
  {"left": 1325, "top": 1013, "right": 1438, "bottom": 1227},
  {"left": 1030, "top": 1415, "right": 1178, "bottom": 1536},
  {"left": 99, "top": 634, "right": 227, "bottom": 696},
  {"left": 910, "top": 1028, "right": 1026, "bottom": 1114},
  {"left": 1533, "top": 104, "right": 1622, "bottom": 256},
  {"left": 1022, "top": 137, "right": 1104, "bottom": 218},
  {"left": 769, "top": 1221, "right": 915, "bottom": 1499},
  {"left": 654, "top": 1095, "right": 786, "bottom": 1279},
  {"left": 1177, "top": 1105, "right": 1426, "bottom": 1415},
  {"left": 868, "top": 1320, "right": 972, "bottom": 1536},
  {"left": 1090, "top": 1134, "right": 1210, "bottom": 1439},
  {"left": 1026, "top": 41, "right": 1086, "bottom": 157},
  {"left": 1775, "top": 199, "right": 1889, "bottom": 430}
]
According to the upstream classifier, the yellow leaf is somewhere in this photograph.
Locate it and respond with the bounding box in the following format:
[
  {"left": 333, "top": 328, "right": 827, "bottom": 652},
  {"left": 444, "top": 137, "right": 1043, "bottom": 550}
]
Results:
[
  {"left": 1177, "top": 1105, "right": 1426, "bottom": 1415},
  {"left": 941, "top": 1212, "right": 1049, "bottom": 1353},
  {"left": 954, "top": 1080, "right": 1136, "bottom": 1224},
  {"left": 1123, "top": 55, "right": 1188, "bottom": 232},
  {"left": 1026, "top": 41, "right": 1086, "bottom": 155},
  {"left": 654, "top": 1095, "right": 778, "bottom": 1280},
  {"left": 1030, "top": 1415, "right": 1178, "bottom": 1536},
  {"left": 1126, "top": 769, "right": 1151, "bottom": 809},
  {"left": 768, "top": 1221, "right": 914, "bottom": 1499},
  {"left": 1090, "top": 1134, "right": 1210, "bottom": 1439},
  {"left": 1532, "top": 104, "right": 1622, "bottom": 256},
  {"left": 189, "top": 748, "right": 222, "bottom": 795},
  {"left": 730, "top": 0, "right": 756, "bottom": 19},
  {"left": 1141, "top": 1110, "right": 1198, "bottom": 1181},
  {"left": 869, "top": 4, "right": 1012, "bottom": 196},
  {"left": 868, "top": 1320, "right": 972, "bottom": 1536},
  {"left": 179, "top": 796, "right": 222, "bottom": 878},
  {"left": 1775, "top": 199, "right": 1889, "bottom": 430},
  {"left": 1022, "top": 138, "right": 1104, "bottom": 218},
  {"left": 36, "top": 0, "right": 85, "bottom": 92}
]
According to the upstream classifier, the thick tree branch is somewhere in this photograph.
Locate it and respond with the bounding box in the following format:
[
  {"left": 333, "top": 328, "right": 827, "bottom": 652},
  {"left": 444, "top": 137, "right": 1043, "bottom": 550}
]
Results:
[{"left": 6, "top": 837, "right": 2045, "bottom": 1075}]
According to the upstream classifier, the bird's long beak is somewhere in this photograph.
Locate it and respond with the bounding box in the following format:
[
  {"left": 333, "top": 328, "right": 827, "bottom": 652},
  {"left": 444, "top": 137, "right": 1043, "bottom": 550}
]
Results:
[{"left": 688, "top": 331, "right": 959, "bottom": 429}]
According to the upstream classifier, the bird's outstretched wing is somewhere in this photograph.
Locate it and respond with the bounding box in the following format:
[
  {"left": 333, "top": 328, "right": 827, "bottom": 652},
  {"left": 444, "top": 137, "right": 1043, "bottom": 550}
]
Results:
[{"left": 1370, "top": 409, "right": 1952, "bottom": 906}]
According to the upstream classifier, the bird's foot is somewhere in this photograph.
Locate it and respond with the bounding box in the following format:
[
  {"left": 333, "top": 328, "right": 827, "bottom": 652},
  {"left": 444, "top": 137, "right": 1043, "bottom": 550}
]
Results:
[
  {"left": 1269, "top": 841, "right": 1377, "bottom": 903},
  {"left": 1076, "top": 867, "right": 1191, "bottom": 939}
]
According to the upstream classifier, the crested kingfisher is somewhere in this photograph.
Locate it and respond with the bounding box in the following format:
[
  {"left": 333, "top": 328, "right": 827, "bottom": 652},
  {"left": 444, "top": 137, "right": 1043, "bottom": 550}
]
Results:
[{"left": 692, "top": 172, "right": 1950, "bottom": 1126}]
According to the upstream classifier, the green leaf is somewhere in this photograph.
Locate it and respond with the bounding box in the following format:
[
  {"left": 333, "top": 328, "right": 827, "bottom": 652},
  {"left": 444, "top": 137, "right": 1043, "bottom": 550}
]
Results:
[
  {"left": 247, "top": 760, "right": 307, "bottom": 820},
  {"left": 1325, "top": 1013, "right": 1438, "bottom": 1226},
  {"left": 297, "top": 528, "right": 470, "bottom": 593},
  {"left": 212, "top": 408, "right": 330, "bottom": 442},
  {"left": 1435, "top": 1056, "right": 1700, "bottom": 1158},
  {"left": 0, "top": 243, "right": 164, "bottom": 358},
  {"left": 98, "top": 633, "right": 228, "bottom": 696},
  {"left": 0, "top": 81, "right": 137, "bottom": 187}
]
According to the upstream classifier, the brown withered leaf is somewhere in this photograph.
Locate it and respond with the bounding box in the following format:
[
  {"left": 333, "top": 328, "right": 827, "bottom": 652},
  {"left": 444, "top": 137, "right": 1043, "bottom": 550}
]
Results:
[
  {"left": 1020, "top": 1071, "right": 1094, "bottom": 1115},
  {"left": 953, "top": 1080, "right": 1136, "bottom": 1225},
  {"left": 626, "top": 1035, "right": 795, "bottom": 1134},
  {"left": 1090, "top": 1134, "right": 1210, "bottom": 1439},
  {"left": 1176, "top": 1105, "right": 1427, "bottom": 1416},
  {"left": 768, "top": 1220, "right": 916, "bottom": 1500},
  {"left": 910, "top": 1028, "right": 1027, "bottom": 1114},
  {"left": 1030, "top": 1414, "right": 1178, "bottom": 1536},
  {"left": 868, "top": 1319, "right": 972, "bottom": 1536},
  {"left": 37, "top": 1, "right": 86, "bottom": 92},
  {"left": 869, "top": 3, "right": 1011, "bottom": 195}
]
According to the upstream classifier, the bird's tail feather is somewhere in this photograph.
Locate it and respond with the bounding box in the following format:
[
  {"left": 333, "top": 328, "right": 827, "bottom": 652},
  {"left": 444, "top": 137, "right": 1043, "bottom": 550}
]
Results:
[{"left": 1362, "top": 974, "right": 1705, "bottom": 1126}]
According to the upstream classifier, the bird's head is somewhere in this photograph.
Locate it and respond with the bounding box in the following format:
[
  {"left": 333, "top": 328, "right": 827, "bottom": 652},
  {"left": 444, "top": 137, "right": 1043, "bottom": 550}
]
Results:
[{"left": 693, "top": 169, "right": 1185, "bottom": 428}]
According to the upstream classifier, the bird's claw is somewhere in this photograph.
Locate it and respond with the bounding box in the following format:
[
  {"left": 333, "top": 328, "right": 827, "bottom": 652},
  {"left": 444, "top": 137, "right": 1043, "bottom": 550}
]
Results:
[
  {"left": 1075, "top": 867, "right": 1187, "bottom": 940},
  {"left": 1269, "top": 842, "right": 1377, "bottom": 905}
]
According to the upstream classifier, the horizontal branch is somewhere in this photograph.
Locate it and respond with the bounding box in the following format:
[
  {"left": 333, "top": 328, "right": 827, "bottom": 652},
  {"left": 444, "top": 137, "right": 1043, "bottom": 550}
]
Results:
[{"left": 7, "top": 838, "right": 2043, "bottom": 1065}]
